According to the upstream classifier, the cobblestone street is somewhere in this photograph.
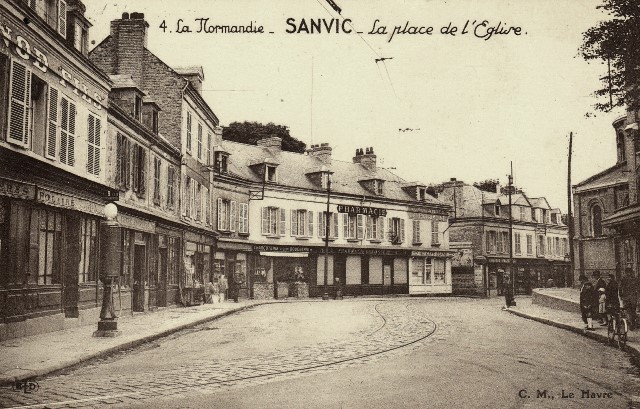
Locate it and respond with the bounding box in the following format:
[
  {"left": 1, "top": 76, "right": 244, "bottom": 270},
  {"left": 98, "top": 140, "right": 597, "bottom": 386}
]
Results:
[{"left": 2, "top": 298, "right": 640, "bottom": 408}]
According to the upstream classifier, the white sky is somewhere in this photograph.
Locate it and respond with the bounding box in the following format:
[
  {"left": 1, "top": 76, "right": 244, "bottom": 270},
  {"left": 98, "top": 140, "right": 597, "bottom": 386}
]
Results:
[{"left": 85, "top": 0, "right": 620, "bottom": 212}]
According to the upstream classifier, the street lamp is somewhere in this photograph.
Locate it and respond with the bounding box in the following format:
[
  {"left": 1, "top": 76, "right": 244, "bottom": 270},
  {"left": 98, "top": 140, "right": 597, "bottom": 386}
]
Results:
[
  {"left": 321, "top": 167, "right": 334, "bottom": 301},
  {"left": 93, "top": 202, "right": 123, "bottom": 337}
]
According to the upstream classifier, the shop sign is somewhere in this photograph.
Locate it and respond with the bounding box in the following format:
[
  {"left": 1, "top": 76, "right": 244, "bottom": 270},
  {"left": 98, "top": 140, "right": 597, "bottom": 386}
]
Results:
[
  {"left": 36, "top": 188, "right": 104, "bottom": 216},
  {"left": 308, "top": 247, "right": 409, "bottom": 256},
  {"left": 412, "top": 250, "right": 453, "bottom": 258},
  {"left": 0, "top": 19, "right": 107, "bottom": 109},
  {"left": 117, "top": 213, "right": 156, "bottom": 234},
  {"left": 336, "top": 204, "right": 387, "bottom": 216},
  {"left": 0, "top": 177, "right": 35, "bottom": 200},
  {"left": 254, "top": 245, "right": 311, "bottom": 253},
  {"left": 408, "top": 213, "right": 448, "bottom": 222}
]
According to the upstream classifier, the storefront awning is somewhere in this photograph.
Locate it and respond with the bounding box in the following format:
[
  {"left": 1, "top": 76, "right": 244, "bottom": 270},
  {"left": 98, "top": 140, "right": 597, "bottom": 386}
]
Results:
[
  {"left": 260, "top": 251, "right": 309, "bottom": 258},
  {"left": 602, "top": 204, "right": 640, "bottom": 227}
]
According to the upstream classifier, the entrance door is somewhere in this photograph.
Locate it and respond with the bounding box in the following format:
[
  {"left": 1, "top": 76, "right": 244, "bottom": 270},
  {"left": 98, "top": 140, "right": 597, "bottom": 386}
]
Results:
[
  {"left": 383, "top": 257, "right": 394, "bottom": 294},
  {"left": 133, "top": 244, "right": 146, "bottom": 312},
  {"left": 63, "top": 215, "right": 81, "bottom": 318},
  {"left": 334, "top": 255, "right": 347, "bottom": 287},
  {"left": 157, "top": 247, "right": 167, "bottom": 307}
]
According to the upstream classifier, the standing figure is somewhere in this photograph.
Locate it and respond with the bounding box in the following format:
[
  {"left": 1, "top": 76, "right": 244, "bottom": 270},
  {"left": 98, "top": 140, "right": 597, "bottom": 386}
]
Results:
[
  {"left": 620, "top": 268, "right": 638, "bottom": 330},
  {"left": 605, "top": 273, "right": 620, "bottom": 326},
  {"left": 580, "top": 281, "right": 596, "bottom": 330}
]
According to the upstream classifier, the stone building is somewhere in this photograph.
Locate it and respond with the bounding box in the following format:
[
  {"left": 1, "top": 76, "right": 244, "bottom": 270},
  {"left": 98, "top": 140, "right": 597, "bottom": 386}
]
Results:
[{"left": 433, "top": 179, "right": 569, "bottom": 296}]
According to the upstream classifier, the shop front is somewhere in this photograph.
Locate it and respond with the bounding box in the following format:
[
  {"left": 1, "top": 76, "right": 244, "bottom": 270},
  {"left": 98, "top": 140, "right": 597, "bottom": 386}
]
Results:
[
  {"left": 409, "top": 250, "right": 454, "bottom": 295},
  {"left": 214, "top": 240, "right": 253, "bottom": 300},
  {"left": 182, "top": 230, "right": 215, "bottom": 305},
  {"left": 156, "top": 224, "right": 182, "bottom": 307},
  {"left": 485, "top": 257, "right": 569, "bottom": 296}
]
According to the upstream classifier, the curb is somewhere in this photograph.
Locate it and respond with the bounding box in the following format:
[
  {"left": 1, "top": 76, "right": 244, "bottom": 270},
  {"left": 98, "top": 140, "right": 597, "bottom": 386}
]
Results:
[
  {"left": 0, "top": 302, "right": 269, "bottom": 387},
  {"left": 505, "top": 308, "right": 640, "bottom": 360}
]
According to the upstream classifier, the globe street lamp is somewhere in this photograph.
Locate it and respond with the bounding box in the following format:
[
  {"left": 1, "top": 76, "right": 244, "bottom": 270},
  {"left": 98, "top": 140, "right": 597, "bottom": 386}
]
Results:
[
  {"left": 321, "top": 168, "right": 334, "bottom": 301},
  {"left": 93, "top": 202, "right": 123, "bottom": 337}
]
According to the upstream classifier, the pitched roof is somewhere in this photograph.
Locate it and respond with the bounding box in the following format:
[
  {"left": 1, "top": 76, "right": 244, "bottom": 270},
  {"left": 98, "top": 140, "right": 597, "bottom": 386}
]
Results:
[
  {"left": 574, "top": 163, "right": 627, "bottom": 194},
  {"left": 221, "top": 140, "right": 444, "bottom": 204}
]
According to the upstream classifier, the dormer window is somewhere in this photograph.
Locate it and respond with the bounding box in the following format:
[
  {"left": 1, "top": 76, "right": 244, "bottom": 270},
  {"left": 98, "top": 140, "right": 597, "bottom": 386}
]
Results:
[
  {"left": 29, "top": 0, "right": 67, "bottom": 38},
  {"left": 134, "top": 95, "right": 142, "bottom": 121},
  {"left": 73, "top": 23, "right": 88, "bottom": 54},
  {"left": 321, "top": 172, "right": 330, "bottom": 190},
  {"left": 495, "top": 201, "right": 501, "bottom": 216},
  {"left": 266, "top": 165, "right": 277, "bottom": 182},
  {"left": 418, "top": 188, "right": 426, "bottom": 201},
  {"left": 214, "top": 152, "right": 229, "bottom": 174},
  {"left": 360, "top": 178, "right": 384, "bottom": 195}
]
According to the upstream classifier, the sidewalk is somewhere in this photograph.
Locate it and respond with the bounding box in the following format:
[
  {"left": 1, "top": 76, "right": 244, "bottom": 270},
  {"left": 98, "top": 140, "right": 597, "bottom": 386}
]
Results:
[
  {"left": 0, "top": 300, "right": 276, "bottom": 386},
  {"left": 506, "top": 292, "right": 640, "bottom": 359}
]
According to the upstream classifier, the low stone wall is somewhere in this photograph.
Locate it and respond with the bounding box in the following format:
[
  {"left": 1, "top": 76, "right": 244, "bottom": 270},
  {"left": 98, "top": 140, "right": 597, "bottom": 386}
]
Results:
[
  {"left": 532, "top": 289, "right": 580, "bottom": 314},
  {"left": 252, "top": 283, "right": 274, "bottom": 300}
]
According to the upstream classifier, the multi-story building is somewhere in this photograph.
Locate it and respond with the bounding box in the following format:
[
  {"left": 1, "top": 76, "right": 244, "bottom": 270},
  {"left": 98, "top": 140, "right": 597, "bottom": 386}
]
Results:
[
  {"left": 434, "top": 179, "right": 569, "bottom": 296},
  {"left": 573, "top": 115, "right": 637, "bottom": 284},
  {"left": 0, "top": 0, "right": 112, "bottom": 338},
  {"left": 212, "top": 139, "right": 454, "bottom": 298}
]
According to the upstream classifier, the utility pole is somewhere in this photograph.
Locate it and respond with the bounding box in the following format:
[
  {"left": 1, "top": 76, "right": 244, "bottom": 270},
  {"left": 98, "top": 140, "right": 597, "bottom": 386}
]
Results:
[
  {"left": 507, "top": 162, "right": 515, "bottom": 307},
  {"left": 322, "top": 171, "right": 332, "bottom": 301},
  {"left": 567, "top": 132, "right": 575, "bottom": 288}
]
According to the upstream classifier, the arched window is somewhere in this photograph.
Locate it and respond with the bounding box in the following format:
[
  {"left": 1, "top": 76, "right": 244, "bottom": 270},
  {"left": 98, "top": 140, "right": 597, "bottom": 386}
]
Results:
[
  {"left": 617, "top": 131, "right": 626, "bottom": 163},
  {"left": 591, "top": 205, "right": 603, "bottom": 237}
]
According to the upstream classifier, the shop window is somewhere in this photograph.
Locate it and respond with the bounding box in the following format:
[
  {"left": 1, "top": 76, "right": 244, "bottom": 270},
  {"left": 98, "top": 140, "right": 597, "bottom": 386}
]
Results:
[
  {"left": 0, "top": 199, "right": 10, "bottom": 285},
  {"left": 239, "top": 203, "right": 249, "bottom": 234},
  {"left": 115, "top": 133, "right": 131, "bottom": 190},
  {"left": 37, "top": 209, "right": 62, "bottom": 285},
  {"left": 87, "top": 113, "right": 101, "bottom": 176},
  {"left": 412, "top": 220, "right": 421, "bottom": 244},
  {"left": 186, "top": 111, "right": 192, "bottom": 154},
  {"left": 153, "top": 157, "right": 161, "bottom": 205},
  {"left": 132, "top": 144, "right": 146, "bottom": 196},
  {"left": 431, "top": 220, "right": 439, "bottom": 246},
  {"left": 261, "top": 206, "right": 285, "bottom": 236},
  {"left": 433, "top": 258, "right": 446, "bottom": 284},
  {"left": 167, "top": 165, "right": 176, "bottom": 209},
  {"left": 343, "top": 214, "right": 365, "bottom": 240},
  {"left": 197, "top": 123, "right": 203, "bottom": 161},
  {"left": 291, "top": 209, "right": 313, "bottom": 237},
  {"left": 591, "top": 204, "right": 603, "bottom": 237},
  {"left": 388, "top": 217, "right": 404, "bottom": 243},
  {"left": 318, "top": 212, "right": 339, "bottom": 239},
  {"left": 78, "top": 218, "right": 97, "bottom": 283},
  {"left": 526, "top": 235, "right": 533, "bottom": 255},
  {"left": 514, "top": 233, "right": 521, "bottom": 255},
  {"left": 366, "top": 215, "right": 384, "bottom": 241}
]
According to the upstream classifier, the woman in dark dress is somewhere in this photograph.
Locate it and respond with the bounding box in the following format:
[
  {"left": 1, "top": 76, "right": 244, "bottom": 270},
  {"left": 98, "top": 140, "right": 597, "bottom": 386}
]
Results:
[{"left": 580, "top": 281, "right": 596, "bottom": 331}]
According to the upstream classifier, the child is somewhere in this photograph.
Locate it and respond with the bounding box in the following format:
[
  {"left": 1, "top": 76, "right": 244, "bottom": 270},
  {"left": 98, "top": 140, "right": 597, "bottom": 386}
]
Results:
[
  {"left": 598, "top": 288, "right": 606, "bottom": 325},
  {"left": 580, "top": 281, "right": 596, "bottom": 330}
]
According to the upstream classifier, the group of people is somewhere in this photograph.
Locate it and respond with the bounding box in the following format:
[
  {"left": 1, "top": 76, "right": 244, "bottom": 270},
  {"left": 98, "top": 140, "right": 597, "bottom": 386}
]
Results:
[{"left": 579, "top": 270, "right": 638, "bottom": 331}]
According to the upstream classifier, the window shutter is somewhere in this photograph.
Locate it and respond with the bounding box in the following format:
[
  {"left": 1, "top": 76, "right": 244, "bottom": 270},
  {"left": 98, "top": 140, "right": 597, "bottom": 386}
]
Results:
[
  {"left": 87, "top": 114, "right": 101, "bottom": 176},
  {"left": 342, "top": 214, "right": 349, "bottom": 238},
  {"left": 262, "top": 207, "right": 268, "bottom": 235},
  {"left": 217, "top": 198, "right": 223, "bottom": 230},
  {"left": 139, "top": 147, "right": 146, "bottom": 194},
  {"left": 60, "top": 98, "right": 71, "bottom": 165},
  {"left": 331, "top": 213, "right": 337, "bottom": 238},
  {"left": 230, "top": 201, "right": 237, "bottom": 232},
  {"left": 357, "top": 214, "right": 364, "bottom": 239},
  {"left": 8, "top": 61, "right": 30, "bottom": 147},
  {"left": 413, "top": 220, "right": 421, "bottom": 243},
  {"left": 377, "top": 217, "right": 384, "bottom": 240},
  {"left": 366, "top": 216, "right": 372, "bottom": 240},
  {"left": 279, "top": 208, "right": 286, "bottom": 236},
  {"left": 57, "top": 0, "right": 67, "bottom": 38},
  {"left": 386, "top": 218, "right": 392, "bottom": 242},
  {"left": 45, "top": 87, "right": 58, "bottom": 159},
  {"left": 308, "top": 211, "right": 313, "bottom": 237},
  {"left": 399, "top": 219, "right": 405, "bottom": 243},
  {"left": 432, "top": 220, "right": 439, "bottom": 245},
  {"left": 241, "top": 203, "right": 248, "bottom": 233},
  {"left": 115, "top": 134, "right": 122, "bottom": 185},
  {"left": 181, "top": 175, "right": 187, "bottom": 216},
  {"left": 318, "top": 212, "right": 323, "bottom": 238},
  {"left": 291, "top": 209, "right": 298, "bottom": 236},
  {"left": 124, "top": 139, "right": 131, "bottom": 189}
]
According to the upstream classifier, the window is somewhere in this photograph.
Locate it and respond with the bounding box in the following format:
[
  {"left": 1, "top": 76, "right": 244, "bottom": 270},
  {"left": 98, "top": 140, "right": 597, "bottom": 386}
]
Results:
[
  {"left": 37, "top": 208, "right": 62, "bottom": 285},
  {"left": 207, "top": 132, "right": 212, "bottom": 165},
  {"left": 7, "top": 60, "right": 31, "bottom": 147},
  {"left": 168, "top": 237, "right": 180, "bottom": 285},
  {"left": 562, "top": 238, "right": 568, "bottom": 256},
  {"left": 205, "top": 187, "right": 211, "bottom": 225},
  {"left": 418, "top": 188, "right": 426, "bottom": 201},
  {"left": 431, "top": 220, "right": 439, "bottom": 245},
  {"left": 555, "top": 237, "right": 560, "bottom": 256},
  {"left": 265, "top": 165, "right": 277, "bottom": 182},
  {"left": 366, "top": 215, "right": 384, "bottom": 241},
  {"left": 186, "top": 111, "right": 192, "bottom": 153},
  {"left": 526, "top": 235, "right": 533, "bottom": 255},
  {"left": 195, "top": 183, "right": 202, "bottom": 221},
  {"left": 373, "top": 180, "right": 384, "bottom": 195},
  {"left": 56, "top": 0, "right": 67, "bottom": 38},
  {"left": 495, "top": 202, "right": 501, "bottom": 216},
  {"left": 389, "top": 217, "right": 405, "bottom": 243},
  {"left": 167, "top": 165, "right": 176, "bottom": 209},
  {"left": 547, "top": 237, "right": 553, "bottom": 255},
  {"left": 412, "top": 220, "right": 422, "bottom": 244},
  {"left": 153, "top": 157, "right": 161, "bottom": 205},
  {"left": 59, "top": 96, "right": 77, "bottom": 166},
  {"left": 514, "top": 233, "right": 521, "bottom": 255},
  {"left": 617, "top": 130, "right": 626, "bottom": 162},
  {"left": 591, "top": 204, "right": 603, "bottom": 236},
  {"left": 197, "top": 123, "right": 203, "bottom": 160},
  {"left": 78, "top": 218, "right": 97, "bottom": 283},
  {"left": 433, "top": 258, "right": 446, "bottom": 284},
  {"left": 190, "top": 179, "right": 196, "bottom": 219},
  {"left": 73, "top": 23, "right": 87, "bottom": 54},
  {"left": 87, "top": 114, "right": 101, "bottom": 176},
  {"left": 184, "top": 176, "right": 191, "bottom": 217},
  {"left": 115, "top": 133, "right": 131, "bottom": 190},
  {"left": 318, "top": 212, "right": 339, "bottom": 239},
  {"left": 537, "top": 235, "right": 545, "bottom": 256},
  {"left": 519, "top": 207, "right": 526, "bottom": 221},
  {"left": 217, "top": 199, "right": 238, "bottom": 231},
  {"left": 343, "top": 214, "right": 365, "bottom": 240},
  {"left": 531, "top": 208, "right": 537, "bottom": 222},
  {"left": 261, "top": 207, "right": 286, "bottom": 236},
  {"left": 239, "top": 203, "right": 249, "bottom": 234},
  {"left": 487, "top": 231, "right": 497, "bottom": 253},
  {"left": 132, "top": 144, "right": 146, "bottom": 196},
  {"left": 214, "top": 152, "right": 229, "bottom": 174},
  {"left": 502, "top": 232, "right": 509, "bottom": 254},
  {"left": 497, "top": 231, "right": 504, "bottom": 253},
  {"left": 291, "top": 209, "right": 314, "bottom": 237}
]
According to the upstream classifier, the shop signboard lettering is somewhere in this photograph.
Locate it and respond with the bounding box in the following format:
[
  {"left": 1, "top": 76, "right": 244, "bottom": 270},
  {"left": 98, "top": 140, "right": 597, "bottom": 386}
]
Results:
[
  {"left": 412, "top": 250, "right": 454, "bottom": 258},
  {"left": 116, "top": 213, "right": 156, "bottom": 234},
  {"left": 36, "top": 188, "right": 104, "bottom": 217},
  {"left": 254, "top": 245, "right": 311, "bottom": 253},
  {"left": 408, "top": 212, "right": 448, "bottom": 222},
  {"left": 0, "top": 177, "right": 35, "bottom": 200},
  {"left": 336, "top": 204, "right": 387, "bottom": 216}
]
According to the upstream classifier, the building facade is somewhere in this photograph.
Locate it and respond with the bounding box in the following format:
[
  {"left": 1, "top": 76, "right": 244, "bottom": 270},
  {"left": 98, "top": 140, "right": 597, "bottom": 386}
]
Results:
[{"left": 434, "top": 179, "right": 569, "bottom": 296}]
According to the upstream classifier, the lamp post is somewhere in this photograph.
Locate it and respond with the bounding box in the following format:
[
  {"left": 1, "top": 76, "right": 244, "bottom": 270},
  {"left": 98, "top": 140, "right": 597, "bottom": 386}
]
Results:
[
  {"left": 93, "top": 202, "right": 123, "bottom": 337},
  {"left": 322, "top": 168, "right": 333, "bottom": 301}
]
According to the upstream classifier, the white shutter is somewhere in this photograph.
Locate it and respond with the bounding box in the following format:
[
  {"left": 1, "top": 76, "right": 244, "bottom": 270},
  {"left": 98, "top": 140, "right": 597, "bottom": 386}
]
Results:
[
  {"left": 307, "top": 211, "right": 313, "bottom": 237},
  {"left": 262, "top": 207, "right": 269, "bottom": 235},
  {"left": 357, "top": 214, "right": 364, "bottom": 239},
  {"left": 230, "top": 201, "right": 237, "bottom": 232},
  {"left": 318, "top": 212, "right": 324, "bottom": 238},
  {"left": 87, "top": 114, "right": 101, "bottom": 176},
  {"left": 60, "top": 97, "right": 77, "bottom": 166},
  {"left": 366, "top": 216, "right": 372, "bottom": 240},
  {"left": 377, "top": 217, "right": 384, "bottom": 240},
  {"left": 240, "top": 203, "right": 248, "bottom": 233},
  {"left": 343, "top": 214, "right": 349, "bottom": 238},
  {"left": 400, "top": 219, "right": 405, "bottom": 243},
  {"left": 217, "top": 198, "right": 223, "bottom": 230},
  {"left": 333, "top": 214, "right": 339, "bottom": 238},
  {"left": 279, "top": 208, "right": 286, "bottom": 236},
  {"left": 291, "top": 209, "right": 298, "bottom": 236},
  {"left": 57, "top": 0, "right": 67, "bottom": 38},
  {"left": 7, "top": 61, "right": 30, "bottom": 147},
  {"left": 45, "top": 87, "right": 58, "bottom": 159}
]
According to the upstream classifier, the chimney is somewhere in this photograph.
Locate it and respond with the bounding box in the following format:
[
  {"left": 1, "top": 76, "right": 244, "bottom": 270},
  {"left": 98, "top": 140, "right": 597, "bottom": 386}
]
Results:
[
  {"left": 496, "top": 183, "right": 502, "bottom": 194},
  {"left": 257, "top": 136, "right": 282, "bottom": 152},
  {"left": 174, "top": 66, "right": 205, "bottom": 94},
  {"left": 308, "top": 143, "right": 332, "bottom": 164},
  {"left": 353, "top": 147, "right": 377, "bottom": 171},
  {"left": 110, "top": 12, "right": 149, "bottom": 85}
]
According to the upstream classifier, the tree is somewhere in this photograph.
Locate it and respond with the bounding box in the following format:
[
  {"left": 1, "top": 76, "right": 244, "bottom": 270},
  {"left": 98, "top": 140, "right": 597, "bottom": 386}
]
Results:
[
  {"left": 580, "top": 0, "right": 640, "bottom": 113},
  {"left": 222, "top": 121, "right": 307, "bottom": 153},
  {"left": 473, "top": 179, "right": 500, "bottom": 193}
]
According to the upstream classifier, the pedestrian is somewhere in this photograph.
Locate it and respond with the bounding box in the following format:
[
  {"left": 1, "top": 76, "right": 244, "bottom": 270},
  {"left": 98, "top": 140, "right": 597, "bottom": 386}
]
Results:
[
  {"left": 502, "top": 272, "right": 515, "bottom": 309},
  {"left": 605, "top": 273, "right": 620, "bottom": 326},
  {"left": 580, "top": 281, "right": 596, "bottom": 330},
  {"left": 593, "top": 270, "right": 607, "bottom": 295},
  {"left": 620, "top": 268, "right": 638, "bottom": 330},
  {"left": 598, "top": 287, "right": 606, "bottom": 321}
]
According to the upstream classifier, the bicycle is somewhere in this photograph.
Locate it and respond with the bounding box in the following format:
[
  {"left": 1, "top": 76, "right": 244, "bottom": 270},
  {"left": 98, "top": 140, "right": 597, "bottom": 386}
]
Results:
[{"left": 607, "top": 307, "right": 629, "bottom": 348}]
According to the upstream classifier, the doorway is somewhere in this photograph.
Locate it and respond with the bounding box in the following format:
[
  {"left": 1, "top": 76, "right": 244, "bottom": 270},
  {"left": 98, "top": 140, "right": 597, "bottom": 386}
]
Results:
[
  {"left": 157, "top": 247, "right": 167, "bottom": 307},
  {"left": 334, "top": 255, "right": 347, "bottom": 287},
  {"left": 383, "top": 257, "right": 394, "bottom": 293},
  {"left": 133, "top": 244, "right": 146, "bottom": 312}
]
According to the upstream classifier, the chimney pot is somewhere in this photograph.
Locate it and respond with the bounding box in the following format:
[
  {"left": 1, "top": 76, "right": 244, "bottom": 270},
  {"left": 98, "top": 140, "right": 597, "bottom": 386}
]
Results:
[
  {"left": 122, "top": 12, "right": 129, "bottom": 19},
  {"left": 450, "top": 178, "right": 457, "bottom": 182}
]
